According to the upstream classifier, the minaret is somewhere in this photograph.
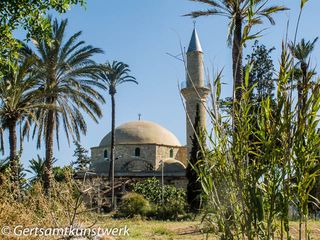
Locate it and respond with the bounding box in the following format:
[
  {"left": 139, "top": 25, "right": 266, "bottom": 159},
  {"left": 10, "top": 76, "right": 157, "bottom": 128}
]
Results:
[{"left": 181, "top": 27, "right": 210, "bottom": 156}]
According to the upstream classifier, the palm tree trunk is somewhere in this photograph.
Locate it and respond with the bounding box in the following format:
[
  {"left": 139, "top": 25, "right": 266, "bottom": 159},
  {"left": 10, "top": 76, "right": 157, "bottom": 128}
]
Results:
[
  {"left": 44, "top": 109, "right": 55, "bottom": 196},
  {"left": 232, "top": 15, "right": 243, "bottom": 103},
  {"left": 8, "top": 119, "right": 19, "bottom": 193},
  {"left": 109, "top": 93, "right": 116, "bottom": 209}
]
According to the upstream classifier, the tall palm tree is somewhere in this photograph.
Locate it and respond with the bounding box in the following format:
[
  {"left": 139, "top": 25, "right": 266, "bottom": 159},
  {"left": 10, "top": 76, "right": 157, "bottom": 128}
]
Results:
[
  {"left": 289, "top": 38, "right": 318, "bottom": 118},
  {"left": 185, "top": 0, "right": 287, "bottom": 103},
  {"left": 97, "top": 61, "right": 137, "bottom": 208},
  {"left": 24, "top": 18, "right": 105, "bottom": 195},
  {"left": 0, "top": 56, "right": 41, "bottom": 191}
]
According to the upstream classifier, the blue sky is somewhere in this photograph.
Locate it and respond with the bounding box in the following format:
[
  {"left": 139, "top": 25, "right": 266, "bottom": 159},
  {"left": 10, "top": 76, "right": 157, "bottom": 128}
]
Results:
[{"left": 5, "top": 0, "right": 320, "bottom": 171}]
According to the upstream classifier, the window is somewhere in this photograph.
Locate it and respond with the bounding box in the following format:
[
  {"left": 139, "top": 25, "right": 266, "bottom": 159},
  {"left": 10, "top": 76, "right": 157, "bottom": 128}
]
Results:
[
  {"left": 104, "top": 149, "right": 108, "bottom": 159},
  {"left": 135, "top": 147, "right": 141, "bottom": 157},
  {"left": 170, "top": 148, "right": 174, "bottom": 158}
]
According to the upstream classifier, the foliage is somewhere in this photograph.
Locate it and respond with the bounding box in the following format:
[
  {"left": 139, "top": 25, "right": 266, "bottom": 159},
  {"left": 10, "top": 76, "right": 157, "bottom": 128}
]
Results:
[
  {"left": 72, "top": 141, "right": 91, "bottom": 172},
  {"left": 96, "top": 61, "right": 137, "bottom": 171},
  {"left": 27, "top": 156, "right": 71, "bottom": 183},
  {"left": 152, "top": 198, "right": 187, "bottom": 221},
  {"left": 96, "top": 60, "right": 137, "bottom": 208},
  {"left": 117, "top": 192, "right": 151, "bottom": 218},
  {"left": 309, "top": 176, "right": 320, "bottom": 218},
  {"left": 0, "top": 175, "right": 93, "bottom": 237},
  {"left": 186, "top": 104, "right": 205, "bottom": 212},
  {"left": 22, "top": 17, "right": 104, "bottom": 195},
  {"left": 133, "top": 178, "right": 187, "bottom": 220},
  {"left": 0, "top": 0, "right": 85, "bottom": 70},
  {"left": 97, "top": 61, "right": 138, "bottom": 96},
  {"left": 185, "top": 0, "right": 287, "bottom": 105},
  {"left": 52, "top": 166, "right": 73, "bottom": 182},
  {"left": 222, "top": 40, "right": 276, "bottom": 113},
  {"left": 0, "top": 157, "right": 9, "bottom": 174},
  {"left": 197, "top": 43, "right": 320, "bottom": 239},
  {"left": 0, "top": 55, "right": 44, "bottom": 192},
  {"left": 246, "top": 40, "right": 275, "bottom": 101},
  {"left": 289, "top": 37, "right": 320, "bottom": 240},
  {"left": 27, "top": 155, "right": 51, "bottom": 183}
]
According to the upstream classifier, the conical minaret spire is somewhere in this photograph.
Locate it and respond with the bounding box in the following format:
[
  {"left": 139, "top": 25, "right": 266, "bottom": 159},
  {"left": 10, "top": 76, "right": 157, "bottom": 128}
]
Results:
[
  {"left": 181, "top": 27, "right": 209, "bottom": 157},
  {"left": 187, "top": 27, "right": 203, "bottom": 53}
]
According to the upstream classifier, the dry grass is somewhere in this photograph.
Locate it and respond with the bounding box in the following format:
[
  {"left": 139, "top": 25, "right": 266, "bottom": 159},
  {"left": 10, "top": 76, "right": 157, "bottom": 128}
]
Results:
[
  {"left": 1, "top": 203, "right": 319, "bottom": 240},
  {"left": 0, "top": 178, "right": 318, "bottom": 239},
  {"left": 97, "top": 218, "right": 320, "bottom": 240},
  {"left": 98, "top": 218, "right": 211, "bottom": 240}
]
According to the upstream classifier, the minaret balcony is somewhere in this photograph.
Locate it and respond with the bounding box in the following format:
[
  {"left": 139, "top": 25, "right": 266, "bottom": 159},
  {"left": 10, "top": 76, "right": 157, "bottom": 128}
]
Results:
[
  {"left": 180, "top": 80, "right": 211, "bottom": 90},
  {"left": 180, "top": 81, "right": 211, "bottom": 100}
]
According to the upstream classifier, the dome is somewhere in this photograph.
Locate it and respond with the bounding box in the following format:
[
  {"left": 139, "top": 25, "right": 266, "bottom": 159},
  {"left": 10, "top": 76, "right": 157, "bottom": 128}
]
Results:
[
  {"left": 156, "top": 158, "right": 186, "bottom": 173},
  {"left": 99, "top": 120, "right": 181, "bottom": 147}
]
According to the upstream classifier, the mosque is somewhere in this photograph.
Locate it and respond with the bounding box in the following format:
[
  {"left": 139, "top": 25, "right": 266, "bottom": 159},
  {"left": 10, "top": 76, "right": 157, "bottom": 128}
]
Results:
[{"left": 90, "top": 28, "right": 210, "bottom": 187}]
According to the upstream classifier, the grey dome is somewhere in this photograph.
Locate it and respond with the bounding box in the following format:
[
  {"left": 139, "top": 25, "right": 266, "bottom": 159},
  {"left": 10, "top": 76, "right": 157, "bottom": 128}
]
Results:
[{"left": 99, "top": 120, "right": 181, "bottom": 147}]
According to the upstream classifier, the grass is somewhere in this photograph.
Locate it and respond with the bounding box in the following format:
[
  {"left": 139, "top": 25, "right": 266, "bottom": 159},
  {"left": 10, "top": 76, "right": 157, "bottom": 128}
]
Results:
[
  {"left": 98, "top": 217, "right": 211, "bottom": 240},
  {"left": 95, "top": 217, "right": 320, "bottom": 240}
]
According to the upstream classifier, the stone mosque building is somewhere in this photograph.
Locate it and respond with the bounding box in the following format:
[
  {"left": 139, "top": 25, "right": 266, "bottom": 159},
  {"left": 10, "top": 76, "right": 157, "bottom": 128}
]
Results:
[{"left": 90, "top": 28, "right": 210, "bottom": 187}]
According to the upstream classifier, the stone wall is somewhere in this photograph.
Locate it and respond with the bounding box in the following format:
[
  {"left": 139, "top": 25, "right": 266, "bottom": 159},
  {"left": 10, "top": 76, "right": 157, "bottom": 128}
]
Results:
[
  {"left": 176, "top": 147, "right": 188, "bottom": 166},
  {"left": 91, "top": 144, "right": 188, "bottom": 176},
  {"left": 91, "top": 144, "right": 157, "bottom": 174}
]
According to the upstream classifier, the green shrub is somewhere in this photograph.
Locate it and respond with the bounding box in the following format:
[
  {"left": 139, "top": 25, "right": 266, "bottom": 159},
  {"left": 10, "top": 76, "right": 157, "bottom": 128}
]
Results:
[
  {"left": 155, "top": 199, "right": 186, "bottom": 220},
  {"left": 117, "top": 192, "right": 150, "bottom": 218},
  {"left": 133, "top": 178, "right": 187, "bottom": 220}
]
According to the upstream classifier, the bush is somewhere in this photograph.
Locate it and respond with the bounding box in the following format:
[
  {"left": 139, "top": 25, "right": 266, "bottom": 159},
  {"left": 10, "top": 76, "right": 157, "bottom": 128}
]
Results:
[
  {"left": 117, "top": 192, "right": 150, "bottom": 218},
  {"left": 133, "top": 178, "right": 187, "bottom": 220},
  {"left": 155, "top": 199, "right": 186, "bottom": 220}
]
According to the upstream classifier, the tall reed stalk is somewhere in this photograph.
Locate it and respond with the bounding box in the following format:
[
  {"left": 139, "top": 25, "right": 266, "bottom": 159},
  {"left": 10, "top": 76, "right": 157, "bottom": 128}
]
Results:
[{"left": 196, "top": 44, "right": 320, "bottom": 240}]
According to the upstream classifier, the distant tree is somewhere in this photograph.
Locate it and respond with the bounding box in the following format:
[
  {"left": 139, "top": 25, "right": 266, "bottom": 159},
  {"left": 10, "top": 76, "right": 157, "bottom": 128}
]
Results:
[
  {"left": 97, "top": 61, "right": 137, "bottom": 209},
  {"left": 72, "top": 141, "right": 91, "bottom": 172},
  {"left": 246, "top": 41, "right": 275, "bottom": 102},
  {"left": 222, "top": 41, "right": 276, "bottom": 113},
  {"left": 186, "top": 104, "right": 205, "bottom": 212},
  {"left": 53, "top": 166, "right": 73, "bottom": 182}
]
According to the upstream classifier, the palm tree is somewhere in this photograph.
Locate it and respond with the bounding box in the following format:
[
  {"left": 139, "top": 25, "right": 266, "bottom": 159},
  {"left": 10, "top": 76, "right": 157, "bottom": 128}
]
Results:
[
  {"left": 185, "top": 0, "right": 287, "bottom": 103},
  {"left": 97, "top": 61, "right": 137, "bottom": 208},
  {"left": 27, "top": 155, "right": 45, "bottom": 183},
  {"left": 0, "top": 56, "right": 41, "bottom": 191},
  {"left": 27, "top": 155, "right": 58, "bottom": 183},
  {"left": 24, "top": 18, "right": 105, "bottom": 195},
  {"left": 289, "top": 38, "right": 318, "bottom": 118}
]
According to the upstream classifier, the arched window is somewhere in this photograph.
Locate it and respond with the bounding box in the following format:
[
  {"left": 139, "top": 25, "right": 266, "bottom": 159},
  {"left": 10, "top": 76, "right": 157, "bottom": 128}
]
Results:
[
  {"left": 170, "top": 148, "right": 174, "bottom": 158},
  {"left": 135, "top": 147, "right": 141, "bottom": 157},
  {"left": 104, "top": 149, "right": 108, "bottom": 159}
]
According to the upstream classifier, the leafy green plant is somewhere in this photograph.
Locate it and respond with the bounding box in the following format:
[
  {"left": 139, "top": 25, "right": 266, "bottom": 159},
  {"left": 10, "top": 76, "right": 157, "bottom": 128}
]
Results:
[
  {"left": 133, "top": 178, "right": 187, "bottom": 220},
  {"left": 0, "top": 0, "right": 85, "bottom": 69},
  {"left": 116, "top": 192, "right": 150, "bottom": 218}
]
